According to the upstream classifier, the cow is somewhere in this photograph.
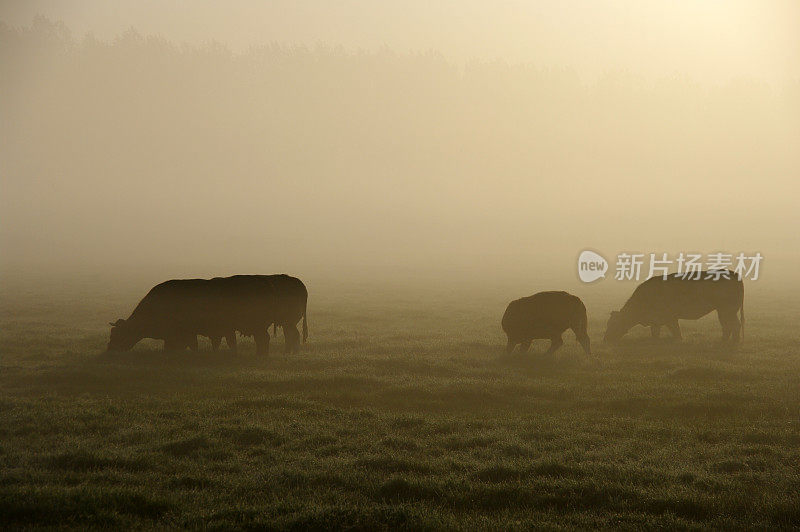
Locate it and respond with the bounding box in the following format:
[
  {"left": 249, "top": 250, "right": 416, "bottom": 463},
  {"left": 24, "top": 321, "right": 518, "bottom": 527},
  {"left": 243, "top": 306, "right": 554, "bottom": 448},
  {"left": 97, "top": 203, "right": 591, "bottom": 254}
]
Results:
[
  {"left": 107, "top": 274, "right": 308, "bottom": 355},
  {"left": 257, "top": 274, "right": 308, "bottom": 354},
  {"left": 502, "top": 291, "right": 591, "bottom": 355},
  {"left": 107, "top": 279, "right": 210, "bottom": 352},
  {"left": 603, "top": 271, "right": 744, "bottom": 343},
  {"left": 206, "top": 274, "right": 308, "bottom": 355}
]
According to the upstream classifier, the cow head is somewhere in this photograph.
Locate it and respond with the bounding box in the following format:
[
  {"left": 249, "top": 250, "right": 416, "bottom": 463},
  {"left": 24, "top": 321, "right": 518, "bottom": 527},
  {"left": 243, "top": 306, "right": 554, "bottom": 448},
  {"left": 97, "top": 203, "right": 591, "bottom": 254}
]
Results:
[
  {"left": 603, "top": 311, "right": 630, "bottom": 343},
  {"left": 107, "top": 318, "right": 139, "bottom": 351}
]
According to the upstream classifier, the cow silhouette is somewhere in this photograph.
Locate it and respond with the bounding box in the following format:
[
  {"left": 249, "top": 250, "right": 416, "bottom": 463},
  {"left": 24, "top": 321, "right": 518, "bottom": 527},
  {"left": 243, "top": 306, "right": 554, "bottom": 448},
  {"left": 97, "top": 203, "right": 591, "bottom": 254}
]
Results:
[
  {"left": 502, "top": 291, "right": 591, "bottom": 355},
  {"left": 604, "top": 271, "right": 744, "bottom": 343},
  {"left": 107, "top": 274, "right": 308, "bottom": 355}
]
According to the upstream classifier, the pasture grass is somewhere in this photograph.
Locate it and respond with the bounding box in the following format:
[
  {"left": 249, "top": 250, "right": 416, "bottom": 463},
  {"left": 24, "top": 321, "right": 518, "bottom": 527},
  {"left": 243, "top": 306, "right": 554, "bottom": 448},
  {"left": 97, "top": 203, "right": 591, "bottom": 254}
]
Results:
[{"left": 1, "top": 281, "right": 799, "bottom": 529}]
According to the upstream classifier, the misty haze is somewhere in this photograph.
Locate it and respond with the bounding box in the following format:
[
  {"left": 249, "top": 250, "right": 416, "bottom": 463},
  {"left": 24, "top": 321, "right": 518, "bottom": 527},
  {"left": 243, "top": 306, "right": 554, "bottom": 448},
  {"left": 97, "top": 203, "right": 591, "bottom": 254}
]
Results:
[{"left": 1, "top": 1, "right": 799, "bottom": 529}]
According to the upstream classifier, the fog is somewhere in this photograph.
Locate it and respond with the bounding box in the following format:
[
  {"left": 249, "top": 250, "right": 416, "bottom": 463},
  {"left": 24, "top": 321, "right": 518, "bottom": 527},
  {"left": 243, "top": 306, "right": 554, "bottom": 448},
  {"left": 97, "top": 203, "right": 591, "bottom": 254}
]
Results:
[{"left": 1, "top": 2, "right": 799, "bottom": 290}]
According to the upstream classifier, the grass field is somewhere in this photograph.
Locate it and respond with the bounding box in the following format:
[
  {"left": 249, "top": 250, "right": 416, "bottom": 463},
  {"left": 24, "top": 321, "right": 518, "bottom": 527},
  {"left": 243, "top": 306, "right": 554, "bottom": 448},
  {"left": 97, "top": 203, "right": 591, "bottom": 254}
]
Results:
[{"left": 1, "top": 279, "right": 799, "bottom": 529}]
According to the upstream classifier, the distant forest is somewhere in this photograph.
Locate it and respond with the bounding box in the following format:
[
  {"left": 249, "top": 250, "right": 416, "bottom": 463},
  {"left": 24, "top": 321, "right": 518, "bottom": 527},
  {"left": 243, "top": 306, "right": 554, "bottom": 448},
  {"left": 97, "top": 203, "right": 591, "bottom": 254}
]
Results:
[{"left": 2, "top": 16, "right": 798, "bottom": 275}]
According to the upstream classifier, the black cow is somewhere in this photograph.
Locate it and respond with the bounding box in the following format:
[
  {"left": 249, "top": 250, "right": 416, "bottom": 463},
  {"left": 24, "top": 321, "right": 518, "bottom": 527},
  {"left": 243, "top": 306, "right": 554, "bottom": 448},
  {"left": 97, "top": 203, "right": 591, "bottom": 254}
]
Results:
[
  {"left": 502, "top": 291, "right": 591, "bottom": 355},
  {"left": 260, "top": 274, "right": 308, "bottom": 353},
  {"left": 603, "top": 271, "right": 744, "bottom": 343},
  {"left": 206, "top": 274, "right": 308, "bottom": 355},
  {"left": 108, "top": 279, "right": 210, "bottom": 352},
  {"left": 107, "top": 274, "right": 308, "bottom": 355}
]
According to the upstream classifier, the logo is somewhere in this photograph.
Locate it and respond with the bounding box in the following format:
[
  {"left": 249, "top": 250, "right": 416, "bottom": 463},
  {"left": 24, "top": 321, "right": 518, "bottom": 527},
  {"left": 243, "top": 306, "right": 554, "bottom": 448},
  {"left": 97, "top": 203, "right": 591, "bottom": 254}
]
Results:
[
  {"left": 578, "top": 250, "right": 608, "bottom": 283},
  {"left": 576, "top": 250, "right": 763, "bottom": 282}
]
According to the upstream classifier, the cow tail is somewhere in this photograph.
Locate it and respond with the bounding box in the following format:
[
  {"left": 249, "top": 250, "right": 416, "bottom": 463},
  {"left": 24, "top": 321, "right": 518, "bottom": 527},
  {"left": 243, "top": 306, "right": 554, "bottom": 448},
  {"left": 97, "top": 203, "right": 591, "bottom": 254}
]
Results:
[
  {"left": 739, "top": 283, "right": 745, "bottom": 340},
  {"left": 580, "top": 305, "right": 589, "bottom": 335},
  {"left": 302, "top": 298, "right": 308, "bottom": 343}
]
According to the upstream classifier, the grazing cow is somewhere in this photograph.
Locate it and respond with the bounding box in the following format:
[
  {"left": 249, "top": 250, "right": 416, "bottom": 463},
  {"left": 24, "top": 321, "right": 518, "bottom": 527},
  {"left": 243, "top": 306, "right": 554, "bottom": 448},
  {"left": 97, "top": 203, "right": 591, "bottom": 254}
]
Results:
[
  {"left": 107, "top": 274, "right": 309, "bottom": 355},
  {"left": 502, "top": 291, "right": 591, "bottom": 355},
  {"left": 603, "top": 271, "right": 744, "bottom": 343},
  {"left": 107, "top": 279, "right": 211, "bottom": 352},
  {"left": 208, "top": 274, "right": 308, "bottom": 355},
  {"left": 264, "top": 274, "right": 308, "bottom": 353}
]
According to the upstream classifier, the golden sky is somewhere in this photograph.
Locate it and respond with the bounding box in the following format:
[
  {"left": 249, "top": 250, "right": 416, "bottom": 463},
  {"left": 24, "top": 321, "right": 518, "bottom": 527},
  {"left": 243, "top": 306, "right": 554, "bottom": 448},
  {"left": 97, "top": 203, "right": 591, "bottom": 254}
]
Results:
[
  {"left": 3, "top": 0, "right": 799, "bottom": 83},
  {"left": 1, "top": 1, "right": 798, "bottom": 284}
]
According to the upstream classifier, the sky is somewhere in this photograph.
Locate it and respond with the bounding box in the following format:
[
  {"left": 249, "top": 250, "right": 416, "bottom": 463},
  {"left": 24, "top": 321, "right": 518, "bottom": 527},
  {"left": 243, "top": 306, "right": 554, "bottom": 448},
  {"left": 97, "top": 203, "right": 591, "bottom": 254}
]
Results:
[
  {"left": 1, "top": 1, "right": 798, "bottom": 288},
  {"left": 3, "top": 0, "right": 799, "bottom": 84}
]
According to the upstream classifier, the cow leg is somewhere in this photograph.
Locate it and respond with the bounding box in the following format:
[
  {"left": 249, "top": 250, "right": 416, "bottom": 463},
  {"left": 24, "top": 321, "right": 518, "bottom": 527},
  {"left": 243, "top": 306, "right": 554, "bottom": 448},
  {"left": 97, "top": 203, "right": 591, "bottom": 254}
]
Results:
[
  {"left": 518, "top": 340, "right": 532, "bottom": 353},
  {"left": 569, "top": 320, "right": 591, "bottom": 356},
  {"left": 718, "top": 310, "right": 740, "bottom": 343},
  {"left": 254, "top": 330, "right": 269, "bottom": 356},
  {"left": 210, "top": 336, "right": 221, "bottom": 351},
  {"left": 545, "top": 335, "right": 564, "bottom": 355},
  {"left": 729, "top": 313, "right": 741, "bottom": 343},
  {"left": 719, "top": 312, "right": 732, "bottom": 342},
  {"left": 650, "top": 325, "right": 661, "bottom": 338},
  {"left": 572, "top": 328, "right": 591, "bottom": 356},
  {"left": 226, "top": 332, "right": 238, "bottom": 355},
  {"left": 505, "top": 338, "right": 516, "bottom": 354},
  {"left": 163, "top": 337, "right": 181, "bottom": 351},
  {"left": 186, "top": 335, "right": 199, "bottom": 352},
  {"left": 667, "top": 321, "right": 682, "bottom": 340}
]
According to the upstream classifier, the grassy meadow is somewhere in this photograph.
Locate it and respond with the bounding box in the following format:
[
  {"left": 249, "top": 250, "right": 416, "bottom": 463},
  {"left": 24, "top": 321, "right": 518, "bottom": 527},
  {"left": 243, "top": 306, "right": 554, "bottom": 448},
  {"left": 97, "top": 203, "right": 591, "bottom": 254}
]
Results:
[{"left": 1, "top": 278, "right": 799, "bottom": 529}]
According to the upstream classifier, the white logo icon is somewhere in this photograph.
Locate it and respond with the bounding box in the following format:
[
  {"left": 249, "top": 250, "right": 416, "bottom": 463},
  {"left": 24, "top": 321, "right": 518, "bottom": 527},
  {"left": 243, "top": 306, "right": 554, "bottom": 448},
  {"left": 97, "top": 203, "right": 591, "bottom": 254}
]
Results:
[{"left": 578, "top": 250, "right": 608, "bottom": 283}]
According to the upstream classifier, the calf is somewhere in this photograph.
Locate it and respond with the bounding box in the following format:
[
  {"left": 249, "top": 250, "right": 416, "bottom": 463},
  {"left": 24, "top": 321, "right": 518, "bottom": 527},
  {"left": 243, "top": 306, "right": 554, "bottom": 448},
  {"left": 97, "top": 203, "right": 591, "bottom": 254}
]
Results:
[{"left": 502, "top": 291, "right": 591, "bottom": 355}]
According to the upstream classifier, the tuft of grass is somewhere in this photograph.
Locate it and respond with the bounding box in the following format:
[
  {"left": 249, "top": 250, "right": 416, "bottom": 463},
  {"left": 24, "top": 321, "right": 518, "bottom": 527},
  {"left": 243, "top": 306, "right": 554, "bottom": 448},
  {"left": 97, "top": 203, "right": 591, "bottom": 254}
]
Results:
[
  {"left": 376, "top": 477, "right": 437, "bottom": 501},
  {"left": 529, "top": 460, "right": 582, "bottom": 478},
  {"left": 0, "top": 487, "right": 172, "bottom": 526},
  {"left": 471, "top": 461, "right": 582, "bottom": 483},
  {"left": 167, "top": 476, "right": 215, "bottom": 490},
  {"left": 159, "top": 435, "right": 209, "bottom": 456},
  {"left": 470, "top": 464, "right": 526, "bottom": 482},
  {"left": 390, "top": 415, "right": 426, "bottom": 430},
  {"left": 441, "top": 435, "right": 497, "bottom": 451},
  {"left": 380, "top": 437, "right": 419, "bottom": 451},
  {"left": 217, "top": 426, "right": 283, "bottom": 447},
  {"left": 44, "top": 451, "right": 149, "bottom": 473},
  {"left": 710, "top": 460, "right": 748, "bottom": 474},
  {"left": 356, "top": 456, "right": 432, "bottom": 474}
]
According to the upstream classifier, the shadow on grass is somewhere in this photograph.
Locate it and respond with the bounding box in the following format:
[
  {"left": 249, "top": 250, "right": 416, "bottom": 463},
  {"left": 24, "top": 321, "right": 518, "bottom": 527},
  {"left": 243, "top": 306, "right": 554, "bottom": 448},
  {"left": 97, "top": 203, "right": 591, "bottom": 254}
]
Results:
[
  {"left": 0, "top": 486, "right": 172, "bottom": 527},
  {"left": 43, "top": 450, "right": 150, "bottom": 473},
  {"left": 470, "top": 461, "right": 584, "bottom": 482},
  {"left": 371, "top": 475, "right": 723, "bottom": 523},
  {"left": 159, "top": 436, "right": 209, "bottom": 456}
]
